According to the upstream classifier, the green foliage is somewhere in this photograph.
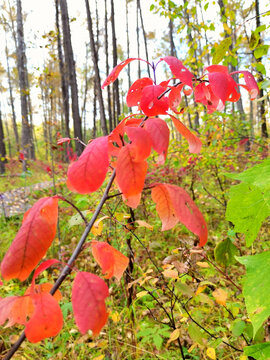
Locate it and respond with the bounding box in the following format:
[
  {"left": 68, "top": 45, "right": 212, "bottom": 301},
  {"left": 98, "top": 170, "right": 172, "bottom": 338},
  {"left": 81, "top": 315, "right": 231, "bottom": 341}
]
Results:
[
  {"left": 214, "top": 238, "right": 238, "bottom": 267},
  {"left": 237, "top": 251, "right": 270, "bottom": 337},
  {"left": 212, "top": 38, "right": 232, "bottom": 64},
  {"left": 244, "top": 342, "right": 270, "bottom": 359},
  {"left": 226, "top": 159, "right": 270, "bottom": 246}
]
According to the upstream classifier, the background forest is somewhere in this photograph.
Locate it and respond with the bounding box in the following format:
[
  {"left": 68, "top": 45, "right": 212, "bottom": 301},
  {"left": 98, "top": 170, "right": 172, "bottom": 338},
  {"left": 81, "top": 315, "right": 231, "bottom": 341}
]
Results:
[{"left": 0, "top": 0, "right": 270, "bottom": 359}]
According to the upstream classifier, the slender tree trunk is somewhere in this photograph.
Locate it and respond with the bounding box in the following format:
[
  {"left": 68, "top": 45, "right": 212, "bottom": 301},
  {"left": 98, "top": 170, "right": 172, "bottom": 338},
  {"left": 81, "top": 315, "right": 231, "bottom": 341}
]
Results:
[
  {"left": 5, "top": 43, "right": 19, "bottom": 152},
  {"left": 60, "top": 0, "right": 83, "bottom": 154},
  {"left": 111, "top": 0, "right": 121, "bottom": 124},
  {"left": 55, "top": 0, "right": 70, "bottom": 140},
  {"left": 85, "top": 0, "right": 108, "bottom": 136},
  {"left": 126, "top": 0, "right": 131, "bottom": 89},
  {"left": 136, "top": 1, "right": 141, "bottom": 79},
  {"left": 105, "top": 0, "right": 113, "bottom": 132},
  {"left": 4, "top": 120, "right": 12, "bottom": 160},
  {"left": 255, "top": 0, "right": 268, "bottom": 138},
  {"left": 16, "top": 0, "right": 35, "bottom": 160},
  {"left": 137, "top": 0, "right": 151, "bottom": 77},
  {"left": 0, "top": 103, "right": 7, "bottom": 174}
]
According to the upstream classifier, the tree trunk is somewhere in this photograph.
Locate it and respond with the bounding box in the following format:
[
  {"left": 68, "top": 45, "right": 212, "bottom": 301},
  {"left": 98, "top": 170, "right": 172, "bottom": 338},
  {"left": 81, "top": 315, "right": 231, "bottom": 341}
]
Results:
[
  {"left": 126, "top": 0, "right": 131, "bottom": 89},
  {"left": 255, "top": 0, "right": 268, "bottom": 138},
  {"left": 5, "top": 43, "right": 19, "bottom": 152},
  {"left": 60, "top": 0, "right": 83, "bottom": 154},
  {"left": 0, "top": 103, "right": 7, "bottom": 174},
  {"left": 105, "top": 0, "right": 113, "bottom": 132},
  {"left": 111, "top": 0, "right": 121, "bottom": 124},
  {"left": 137, "top": 0, "right": 151, "bottom": 77},
  {"left": 136, "top": 1, "right": 141, "bottom": 79},
  {"left": 55, "top": 0, "right": 70, "bottom": 140},
  {"left": 16, "top": 0, "right": 35, "bottom": 160},
  {"left": 85, "top": 0, "right": 108, "bottom": 136}
]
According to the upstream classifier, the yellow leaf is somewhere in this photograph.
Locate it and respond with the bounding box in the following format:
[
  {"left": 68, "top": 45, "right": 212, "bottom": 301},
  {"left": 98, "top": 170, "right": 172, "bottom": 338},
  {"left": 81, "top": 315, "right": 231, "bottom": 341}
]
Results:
[
  {"left": 195, "top": 285, "right": 207, "bottom": 295},
  {"left": 136, "top": 291, "right": 148, "bottom": 298},
  {"left": 93, "top": 355, "right": 104, "bottom": 360},
  {"left": 163, "top": 269, "right": 178, "bottom": 279},
  {"left": 188, "top": 343, "right": 198, "bottom": 352},
  {"left": 206, "top": 347, "right": 216, "bottom": 359},
  {"left": 115, "top": 212, "right": 129, "bottom": 221},
  {"left": 196, "top": 261, "right": 209, "bottom": 268},
  {"left": 136, "top": 220, "right": 153, "bottom": 230},
  {"left": 212, "top": 288, "right": 227, "bottom": 306},
  {"left": 167, "top": 328, "right": 180, "bottom": 344},
  {"left": 91, "top": 216, "right": 109, "bottom": 236},
  {"left": 240, "top": 356, "right": 248, "bottom": 360},
  {"left": 110, "top": 312, "right": 120, "bottom": 323}
]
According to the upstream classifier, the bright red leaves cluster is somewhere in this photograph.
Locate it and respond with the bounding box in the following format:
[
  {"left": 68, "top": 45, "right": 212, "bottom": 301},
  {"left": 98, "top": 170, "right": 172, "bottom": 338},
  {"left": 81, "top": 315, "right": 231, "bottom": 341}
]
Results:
[{"left": 0, "top": 55, "right": 259, "bottom": 345}]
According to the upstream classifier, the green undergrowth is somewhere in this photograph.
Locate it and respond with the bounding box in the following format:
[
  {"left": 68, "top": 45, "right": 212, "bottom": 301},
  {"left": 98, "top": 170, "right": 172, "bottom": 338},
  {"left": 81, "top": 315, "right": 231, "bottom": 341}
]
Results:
[{"left": 1, "top": 127, "right": 269, "bottom": 360}]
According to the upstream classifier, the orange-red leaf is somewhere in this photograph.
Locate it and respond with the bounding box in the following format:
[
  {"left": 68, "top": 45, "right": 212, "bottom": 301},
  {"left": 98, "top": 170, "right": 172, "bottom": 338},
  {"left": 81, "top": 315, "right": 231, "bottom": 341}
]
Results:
[
  {"left": 1, "top": 197, "right": 58, "bottom": 281},
  {"left": 144, "top": 118, "right": 170, "bottom": 164},
  {"left": 102, "top": 58, "right": 146, "bottom": 89},
  {"left": 161, "top": 56, "right": 194, "bottom": 87},
  {"left": 116, "top": 144, "right": 148, "bottom": 197},
  {"left": 152, "top": 183, "right": 208, "bottom": 246},
  {"left": 126, "top": 77, "right": 153, "bottom": 107},
  {"left": 25, "top": 292, "right": 63, "bottom": 343},
  {"left": 125, "top": 127, "right": 152, "bottom": 162},
  {"left": 151, "top": 184, "right": 179, "bottom": 231},
  {"left": 91, "top": 241, "right": 129, "bottom": 281},
  {"left": 169, "top": 114, "right": 202, "bottom": 154},
  {"left": 67, "top": 136, "right": 109, "bottom": 194},
  {"left": 57, "top": 137, "right": 71, "bottom": 145},
  {"left": 72, "top": 272, "right": 109, "bottom": 335},
  {"left": 140, "top": 85, "right": 169, "bottom": 116},
  {"left": 169, "top": 84, "right": 184, "bottom": 114}
]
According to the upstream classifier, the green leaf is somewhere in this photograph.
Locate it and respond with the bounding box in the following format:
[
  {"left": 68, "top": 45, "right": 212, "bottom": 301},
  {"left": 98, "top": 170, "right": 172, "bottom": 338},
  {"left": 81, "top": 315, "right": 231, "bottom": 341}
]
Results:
[
  {"left": 254, "top": 24, "right": 266, "bottom": 34},
  {"left": 225, "top": 159, "right": 270, "bottom": 246},
  {"left": 225, "top": 159, "right": 270, "bottom": 188},
  {"left": 226, "top": 183, "right": 270, "bottom": 246},
  {"left": 153, "top": 334, "right": 163, "bottom": 350},
  {"left": 150, "top": 4, "right": 154, "bottom": 11},
  {"left": 231, "top": 319, "right": 246, "bottom": 337},
  {"left": 204, "top": 2, "right": 209, "bottom": 10},
  {"left": 214, "top": 238, "right": 238, "bottom": 267},
  {"left": 254, "top": 45, "right": 269, "bottom": 59},
  {"left": 244, "top": 342, "right": 270, "bottom": 359},
  {"left": 212, "top": 38, "right": 232, "bottom": 64},
  {"left": 249, "top": 31, "right": 260, "bottom": 50},
  {"left": 68, "top": 210, "right": 88, "bottom": 227},
  {"left": 237, "top": 251, "right": 270, "bottom": 337},
  {"left": 188, "top": 323, "right": 206, "bottom": 345}
]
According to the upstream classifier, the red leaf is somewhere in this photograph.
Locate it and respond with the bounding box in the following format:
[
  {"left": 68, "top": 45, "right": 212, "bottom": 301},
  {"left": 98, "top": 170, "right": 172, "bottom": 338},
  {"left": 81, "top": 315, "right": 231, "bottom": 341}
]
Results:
[
  {"left": 230, "top": 70, "right": 259, "bottom": 100},
  {"left": 151, "top": 184, "right": 178, "bottom": 231},
  {"left": 169, "top": 84, "right": 184, "bottom": 114},
  {"left": 1, "top": 197, "right": 58, "bottom": 281},
  {"left": 57, "top": 137, "right": 71, "bottom": 145},
  {"left": 125, "top": 127, "right": 152, "bottom": 162},
  {"left": 126, "top": 77, "right": 153, "bottom": 107},
  {"left": 31, "top": 259, "right": 60, "bottom": 288},
  {"left": 122, "top": 192, "right": 142, "bottom": 209},
  {"left": 102, "top": 58, "right": 147, "bottom": 89},
  {"left": 67, "top": 136, "right": 109, "bottom": 194},
  {"left": 25, "top": 292, "right": 63, "bottom": 343},
  {"left": 194, "top": 82, "right": 220, "bottom": 113},
  {"left": 116, "top": 144, "right": 148, "bottom": 197},
  {"left": 91, "top": 241, "right": 129, "bottom": 280},
  {"left": 19, "top": 152, "right": 24, "bottom": 161},
  {"left": 0, "top": 282, "right": 61, "bottom": 329},
  {"left": 169, "top": 114, "right": 202, "bottom": 154},
  {"left": 144, "top": 118, "right": 169, "bottom": 164},
  {"left": 72, "top": 272, "right": 109, "bottom": 335},
  {"left": 152, "top": 183, "right": 208, "bottom": 246},
  {"left": 161, "top": 56, "right": 194, "bottom": 87},
  {"left": 140, "top": 85, "right": 169, "bottom": 116},
  {"left": 0, "top": 296, "right": 18, "bottom": 327}
]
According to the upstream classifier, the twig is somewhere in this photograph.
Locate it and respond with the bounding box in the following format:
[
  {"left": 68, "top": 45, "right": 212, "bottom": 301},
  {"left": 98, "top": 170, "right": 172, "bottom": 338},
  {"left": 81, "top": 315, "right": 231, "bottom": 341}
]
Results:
[{"left": 56, "top": 194, "right": 88, "bottom": 226}]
